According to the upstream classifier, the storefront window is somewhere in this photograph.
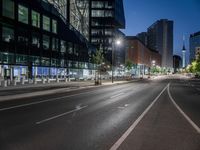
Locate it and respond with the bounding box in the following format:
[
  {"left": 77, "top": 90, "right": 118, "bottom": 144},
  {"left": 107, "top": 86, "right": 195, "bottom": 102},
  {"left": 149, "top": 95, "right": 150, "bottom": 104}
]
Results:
[
  {"left": 2, "top": 27, "right": 14, "bottom": 42},
  {"left": 52, "top": 19, "right": 57, "bottom": 34},
  {"left": 32, "top": 10, "right": 40, "bottom": 28},
  {"left": 18, "top": 5, "right": 29, "bottom": 24},
  {"left": 43, "top": 15, "right": 50, "bottom": 31},
  {"left": 2, "top": 0, "right": 14, "bottom": 19},
  {"left": 43, "top": 35, "right": 50, "bottom": 50},
  {"left": 16, "top": 55, "right": 28, "bottom": 65}
]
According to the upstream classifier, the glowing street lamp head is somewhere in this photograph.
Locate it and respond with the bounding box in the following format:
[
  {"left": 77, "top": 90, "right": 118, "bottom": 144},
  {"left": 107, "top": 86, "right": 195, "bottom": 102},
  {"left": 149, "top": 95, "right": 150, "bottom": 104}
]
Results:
[{"left": 116, "top": 40, "right": 121, "bottom": 45}]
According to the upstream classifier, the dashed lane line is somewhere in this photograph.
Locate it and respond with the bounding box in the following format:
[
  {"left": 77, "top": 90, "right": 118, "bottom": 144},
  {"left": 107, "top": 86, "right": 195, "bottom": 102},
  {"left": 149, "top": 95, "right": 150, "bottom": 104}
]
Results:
[{"left": 36, "top": 105, "right": 88, "bottom": 124}]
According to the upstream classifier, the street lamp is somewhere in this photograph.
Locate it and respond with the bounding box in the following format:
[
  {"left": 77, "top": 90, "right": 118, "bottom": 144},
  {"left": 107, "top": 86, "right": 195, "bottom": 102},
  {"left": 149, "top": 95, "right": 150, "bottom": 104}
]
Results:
[{"left": 112, "top": 39, "right": 122, "bottom": 83}]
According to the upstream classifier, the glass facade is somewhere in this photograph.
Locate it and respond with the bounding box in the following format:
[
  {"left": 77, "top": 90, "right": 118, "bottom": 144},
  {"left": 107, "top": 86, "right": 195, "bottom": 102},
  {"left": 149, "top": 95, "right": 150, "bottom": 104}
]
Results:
[
  {"left": 70, "top": 0, "right": 89, "bottom": 40},
  {"left": 0, "top": 0, "right": 93, "bottom": 81},
  {"left": 90, "top": 0, "right": 126, "bottom": 65},
  {"left": 190, "top": 32, "right": 200, "bottom": 63}
]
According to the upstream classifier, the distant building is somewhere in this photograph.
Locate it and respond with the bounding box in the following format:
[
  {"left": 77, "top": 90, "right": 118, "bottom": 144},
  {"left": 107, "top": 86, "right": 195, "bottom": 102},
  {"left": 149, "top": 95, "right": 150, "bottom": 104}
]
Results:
[
  {"left": 173, "top": 55, "right": 182, "bottom": 73},
  {"left": 136, "top": 32, "right": 148, "bottom": 46},
  {"left": 195, "top": 47, "right": 200, "bottom": 60},
  {"left": 147, "top": 19, "right": 173, "bottom": 68},
  {"left": 190, "top": 31, "right": 200, "bottom": 63},
  {"left": 125, "top": 36, "right": 161, "bottom": 76}
]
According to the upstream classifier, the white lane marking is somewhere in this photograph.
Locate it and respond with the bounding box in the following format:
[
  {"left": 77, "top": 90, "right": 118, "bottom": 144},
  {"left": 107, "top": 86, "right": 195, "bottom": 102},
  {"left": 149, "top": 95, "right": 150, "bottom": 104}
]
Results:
[
  {"left": 0, "top": 91, "right": 95, "bottom": 112},
  {"left": 110, "top": 93, "right": 125, "bottom": 99},
  {"left": 109, "top": 84, "right": 169, "bottom": 150},
  {"left": 0, "top": 85, "right": 135, "bottom": 112},
  {"left": 168, "top": 84, "right": 200, "bottom": 134},
  {"left": 196, "top": 88, "right": 200, "bottom": 91},
  {"left": 36, "top": 105, "right": 88, "bottom": 125}
]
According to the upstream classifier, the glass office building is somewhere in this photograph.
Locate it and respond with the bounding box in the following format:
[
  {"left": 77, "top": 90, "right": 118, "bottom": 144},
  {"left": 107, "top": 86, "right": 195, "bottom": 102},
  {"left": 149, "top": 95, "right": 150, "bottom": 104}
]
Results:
[
  {"left": 0, "top": 0, "right": 93, "bottom": 81},
  {"left": 189, "top": 31, "right": 200, "bottom": 63},
  {"left": 89, "top": 0, "right": 125, "bottom": 65}
]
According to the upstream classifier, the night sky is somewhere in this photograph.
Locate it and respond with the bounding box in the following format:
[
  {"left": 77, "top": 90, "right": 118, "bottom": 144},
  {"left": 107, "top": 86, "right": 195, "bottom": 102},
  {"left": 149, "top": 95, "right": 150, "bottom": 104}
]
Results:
[{"left": 122, "top": 0, "right": 200, "bottom": 64}]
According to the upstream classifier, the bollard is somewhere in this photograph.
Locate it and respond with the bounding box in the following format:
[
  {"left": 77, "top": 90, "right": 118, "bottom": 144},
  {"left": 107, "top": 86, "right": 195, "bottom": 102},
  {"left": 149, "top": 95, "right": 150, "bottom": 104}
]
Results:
[
  {"left": 42, "top": 78, "right": 45, "bottom": 84},
  {"left": 13, "top": 79, "right": 17, "bottom": 86},
  {"left": 47, "top": 77, "right": 50, "bottom": 83},
  {"left": 21, "top": 77, "right": 25, "bottom": 85},
  {"left": 65, "top": 78, "right": 68, "bottom": 82},
  {"left": 33, "top": 78, "right": 37, "bottom": 84},
  {"left": 56, "top": 77, "right": 59, "bottom": 83},
  {"left": 28, "top": 79, "right": 32, "bottom": 84},
  {"left": 7, "top": 79, "right": 11, "bottom": 86},
  {"left": 3, "top": 80, "right": 7, "bottom": 87}
]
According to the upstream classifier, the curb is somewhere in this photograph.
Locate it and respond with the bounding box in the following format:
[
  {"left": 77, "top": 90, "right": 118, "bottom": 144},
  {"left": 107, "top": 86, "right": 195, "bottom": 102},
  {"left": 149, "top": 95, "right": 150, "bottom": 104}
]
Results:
[{"left": 0, "top": 80, "right": 140, "bottom": 102}]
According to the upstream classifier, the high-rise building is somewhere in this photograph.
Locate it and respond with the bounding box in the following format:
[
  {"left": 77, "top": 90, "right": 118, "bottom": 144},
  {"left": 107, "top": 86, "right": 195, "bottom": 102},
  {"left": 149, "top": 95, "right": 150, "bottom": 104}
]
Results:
[
  {"left": 173, "top": 55, "right": 182, "bottom": 73},
  {"left": 89, "top": 0, "right": 126, "bottom": 65},
  {"left": 136, "top": 32, "right": 148, "bottom": 46},
  {"left": 189, "top": 31, "right": 200, "bottom": 63},
  {"left": 147, "top": 19, "right": 173, "bottom": 68}
]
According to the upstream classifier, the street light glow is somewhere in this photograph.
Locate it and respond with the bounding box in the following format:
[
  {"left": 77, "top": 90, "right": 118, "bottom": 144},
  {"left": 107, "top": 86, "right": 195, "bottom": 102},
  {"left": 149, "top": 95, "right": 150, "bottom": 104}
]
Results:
[{"left": 116, "top": 40, "right": 121, "bottom": 45}]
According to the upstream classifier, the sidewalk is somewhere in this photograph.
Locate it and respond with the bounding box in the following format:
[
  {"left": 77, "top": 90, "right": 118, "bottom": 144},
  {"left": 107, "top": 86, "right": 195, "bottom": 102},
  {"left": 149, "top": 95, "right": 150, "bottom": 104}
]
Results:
[{"left": 0, "top": 79, "right": 140, "bottom": 102}]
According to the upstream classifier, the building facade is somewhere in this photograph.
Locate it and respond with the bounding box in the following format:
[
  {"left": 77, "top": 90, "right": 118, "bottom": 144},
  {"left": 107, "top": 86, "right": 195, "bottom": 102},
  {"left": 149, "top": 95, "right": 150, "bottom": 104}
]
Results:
[
  {"left": 147, "top": 19, "right": 173, "bottom": 68},
  {"left": 189, "top": 31, "right": 200, "bottom": 63},
  {"left": 125, "top": 36, "right": 161, "bottom": 76},
  {"left": 173, "top": 55, "right": 182, "bottom": 73},
  {"left": 195, "top": 47, "right": 200, "bottom": 60},
  {"left": 0, "top": 0, "right": 93, "bottom": 81},
  {"left": 89, "top": 0, "right": 125, "bottom": 65}
]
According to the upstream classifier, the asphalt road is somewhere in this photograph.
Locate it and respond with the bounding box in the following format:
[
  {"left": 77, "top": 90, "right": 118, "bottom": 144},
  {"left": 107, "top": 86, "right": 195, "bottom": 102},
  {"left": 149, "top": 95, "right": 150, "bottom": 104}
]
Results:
[{"left": 0, "top": 76, "right": 200, "bottom": 150}]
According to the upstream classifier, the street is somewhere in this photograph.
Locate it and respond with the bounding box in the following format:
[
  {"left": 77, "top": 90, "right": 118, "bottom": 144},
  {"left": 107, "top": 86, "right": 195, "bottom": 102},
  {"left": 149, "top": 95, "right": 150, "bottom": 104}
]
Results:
[{"left": 0, "top": 75, "right": 200, "bottom": 150}]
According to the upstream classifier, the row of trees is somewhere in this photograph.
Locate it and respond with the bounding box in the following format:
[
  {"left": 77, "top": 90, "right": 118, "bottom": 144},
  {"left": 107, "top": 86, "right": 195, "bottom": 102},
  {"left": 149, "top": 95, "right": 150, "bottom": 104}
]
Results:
[{"left": 186, "top": 55, "right": 200, "bottom": 75}]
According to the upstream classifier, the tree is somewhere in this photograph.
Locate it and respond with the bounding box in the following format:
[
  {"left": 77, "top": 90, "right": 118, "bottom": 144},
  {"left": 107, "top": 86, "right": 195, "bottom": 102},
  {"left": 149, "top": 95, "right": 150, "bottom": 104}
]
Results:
[
  {"left": 92, "top": 46, "right": 104, "bottom": 85},
  {"left": 125, "top": 59, "right": 133, "bottom": 71},
  {"left": 125, "top": 59, "right": 133, "bottom": 77}
]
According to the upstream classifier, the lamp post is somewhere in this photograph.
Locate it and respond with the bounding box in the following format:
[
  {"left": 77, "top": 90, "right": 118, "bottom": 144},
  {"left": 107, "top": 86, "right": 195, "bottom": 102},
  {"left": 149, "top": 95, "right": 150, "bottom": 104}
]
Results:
[{"left": 112, "top": 39, "right": 121, "bottom": 83}]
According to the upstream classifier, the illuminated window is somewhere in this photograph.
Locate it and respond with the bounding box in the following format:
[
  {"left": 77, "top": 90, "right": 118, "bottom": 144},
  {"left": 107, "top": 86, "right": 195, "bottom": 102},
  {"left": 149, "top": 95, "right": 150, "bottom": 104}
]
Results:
[
  {"left": 32, "top": 10, "right": 40, "bottom": 28},
  {"left": 18, "top": 5, "right": 28, "bottom": 24},
  {"left": 2, "top": 27, "right": 14, "bottom": 42},
  {"left": 61, "top": 40, "right": 66, "bottom": 53},
  {"left": 43, "top": 35, "right": 50, "bottom": 50},
  {"left": 43, "top": 16, "right": 50, "bottom": 31},
  {"left": 52, "top": 38, "right": 59, "bottom": 51},
  {"left": 52, "top": 19, "right": 57, "bottom": 34}
]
